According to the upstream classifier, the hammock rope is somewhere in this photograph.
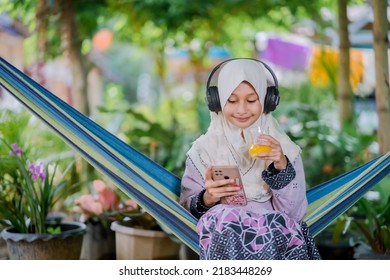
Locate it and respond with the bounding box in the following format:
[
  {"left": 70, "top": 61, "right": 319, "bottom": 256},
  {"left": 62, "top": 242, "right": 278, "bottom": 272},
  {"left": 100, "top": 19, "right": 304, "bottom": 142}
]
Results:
[{"left": 0, "top": 56, "right": 389, "bottom": 254}]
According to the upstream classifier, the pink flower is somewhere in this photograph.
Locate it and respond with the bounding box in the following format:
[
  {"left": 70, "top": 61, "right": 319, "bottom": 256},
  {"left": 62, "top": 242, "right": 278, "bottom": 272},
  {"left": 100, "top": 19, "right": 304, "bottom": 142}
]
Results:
[
  {"left": 9, "top": 143, "right": 23, "bottom": 157},
  {"left": 73, "top": 179, "right": 139, "bottom": 222},
  {"left": 122, "top": 199, "right": 139, "bottom": 211},
  {"left": 28, "top": 162, "right": 46, "bottom": 181},
  {"left": 99, "top": 187, "right": 119, "bottom": 211},
  {"left": 74, "top": 194, "right": 104, "bottom": 222},
  {"left": 93, "top": 180, "right": 119, "bottom": 210},
  {"left": 92, "top": 179, "right": 106, "bottom": 193}
]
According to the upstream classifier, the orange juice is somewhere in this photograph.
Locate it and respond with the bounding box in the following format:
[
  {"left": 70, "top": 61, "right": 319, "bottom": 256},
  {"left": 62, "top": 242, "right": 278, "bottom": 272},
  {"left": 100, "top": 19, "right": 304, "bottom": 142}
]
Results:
[{"left": 249, "top": 144, "right": 272, "bottom": 157}]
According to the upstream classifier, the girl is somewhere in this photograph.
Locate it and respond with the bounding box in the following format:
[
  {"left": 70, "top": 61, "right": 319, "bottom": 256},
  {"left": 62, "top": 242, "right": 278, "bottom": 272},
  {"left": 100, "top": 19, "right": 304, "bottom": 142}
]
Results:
[{"left": 179, "top": 58, "right": 321, "bottom": 260}]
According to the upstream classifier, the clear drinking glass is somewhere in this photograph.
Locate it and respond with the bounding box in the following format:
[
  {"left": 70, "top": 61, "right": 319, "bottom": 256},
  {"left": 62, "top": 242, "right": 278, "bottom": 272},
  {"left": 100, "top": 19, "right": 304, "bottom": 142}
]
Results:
[{"left": 248, "top": 117, "right": 272, "bottom": 157}]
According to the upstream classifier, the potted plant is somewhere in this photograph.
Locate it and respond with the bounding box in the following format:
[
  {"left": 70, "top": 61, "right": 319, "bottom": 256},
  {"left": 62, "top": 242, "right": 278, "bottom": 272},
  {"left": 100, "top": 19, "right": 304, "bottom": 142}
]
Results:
[
  {"left": 348, "top": 192, "right": 390, "bottom": 259},
  {"left": 110, "top": 212, "right": 181, "bottom": 260},
  {"left": 314, "top": 215, "right": 355, "bottom": 260},
  {"left": 0, "top": 139, "right": 86, "bottom": 260},
  {"left": 324, "top": 186, "right": 390, "bottom": 260},
  {"left": 72, "top": 176, "right": 181, "bottom": 260},
  {"left": 72, "top": 179, "right": 139, "bottom": 259}
]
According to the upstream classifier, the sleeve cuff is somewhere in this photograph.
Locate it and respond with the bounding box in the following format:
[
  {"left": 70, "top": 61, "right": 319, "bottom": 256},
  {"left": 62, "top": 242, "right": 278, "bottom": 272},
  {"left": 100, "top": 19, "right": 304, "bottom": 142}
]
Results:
[
  {"left": 262, "top": 158, "right": 296, "bottom": 190},
  {"left": 189, "top": 189, "right": 211, "bottom": 219}
]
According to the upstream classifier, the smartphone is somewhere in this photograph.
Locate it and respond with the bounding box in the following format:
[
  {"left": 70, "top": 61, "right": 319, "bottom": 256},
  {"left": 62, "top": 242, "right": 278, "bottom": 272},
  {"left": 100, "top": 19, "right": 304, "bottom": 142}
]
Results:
[{"left": 211, "top": 165, "right": 247, "bottom": 206}]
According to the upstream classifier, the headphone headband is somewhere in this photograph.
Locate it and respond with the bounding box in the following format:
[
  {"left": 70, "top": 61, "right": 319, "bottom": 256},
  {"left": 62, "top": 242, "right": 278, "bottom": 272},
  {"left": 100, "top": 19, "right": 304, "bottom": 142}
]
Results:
[{"left": 205, "top": 58, "right": 280, "bottom": 114}]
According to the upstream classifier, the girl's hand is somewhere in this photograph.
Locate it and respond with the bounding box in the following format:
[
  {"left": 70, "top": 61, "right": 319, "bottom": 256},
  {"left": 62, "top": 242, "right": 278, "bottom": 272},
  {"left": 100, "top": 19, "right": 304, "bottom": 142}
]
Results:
[
  {"left": 202, "top": 166, "right": 241, "bottom": 207},
  {"left": 252, "top": 134, "right": 287, "bottom": 170}
]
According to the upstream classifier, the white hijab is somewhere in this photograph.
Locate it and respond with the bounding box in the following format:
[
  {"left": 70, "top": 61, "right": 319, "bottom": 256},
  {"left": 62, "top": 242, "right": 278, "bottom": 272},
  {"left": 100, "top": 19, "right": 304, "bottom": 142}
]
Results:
[{"left": 187, "top": 59, "right": 301, "bottom": 202}]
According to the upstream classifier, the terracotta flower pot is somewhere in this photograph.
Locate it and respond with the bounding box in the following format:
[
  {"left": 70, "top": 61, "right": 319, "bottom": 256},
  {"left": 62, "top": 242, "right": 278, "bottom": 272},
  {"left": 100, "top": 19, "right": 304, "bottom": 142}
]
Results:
[{"left": 110, "top": 221, "right": 180, "bottom": 260}]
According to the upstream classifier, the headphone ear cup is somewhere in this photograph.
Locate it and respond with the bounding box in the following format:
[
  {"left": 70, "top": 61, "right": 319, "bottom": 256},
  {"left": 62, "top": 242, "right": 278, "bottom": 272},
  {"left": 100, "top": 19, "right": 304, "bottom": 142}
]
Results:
[
  {"left": 206, "top": 86, "right": 222, "bottom": 113},
  {"left": 263, "top": 86, "right": 280, "bottom": 114}
]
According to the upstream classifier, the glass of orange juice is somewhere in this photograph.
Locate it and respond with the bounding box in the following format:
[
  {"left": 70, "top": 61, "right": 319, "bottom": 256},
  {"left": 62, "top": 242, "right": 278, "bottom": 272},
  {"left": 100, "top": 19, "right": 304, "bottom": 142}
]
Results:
[{"left": 248, "top": 125, "right": 272, "bottom": 157}]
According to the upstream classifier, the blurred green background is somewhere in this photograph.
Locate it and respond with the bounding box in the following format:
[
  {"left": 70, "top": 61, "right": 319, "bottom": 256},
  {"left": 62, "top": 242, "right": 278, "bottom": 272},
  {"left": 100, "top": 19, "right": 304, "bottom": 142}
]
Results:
[{"left": 0, "top": 0, "right": 389, "bottom": 258}]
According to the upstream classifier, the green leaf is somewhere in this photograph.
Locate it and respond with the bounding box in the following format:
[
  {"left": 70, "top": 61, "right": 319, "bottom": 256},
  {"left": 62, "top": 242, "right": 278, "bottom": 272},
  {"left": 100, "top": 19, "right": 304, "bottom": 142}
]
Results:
[{"left": 46, "top": 226, "right": 61, "bottom": 234}]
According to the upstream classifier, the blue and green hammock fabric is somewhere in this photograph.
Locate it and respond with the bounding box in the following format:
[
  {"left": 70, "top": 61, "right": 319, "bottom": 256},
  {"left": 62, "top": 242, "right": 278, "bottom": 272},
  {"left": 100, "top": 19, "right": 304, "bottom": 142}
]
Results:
[{"left": 0, "top": 56, "right": 389, "bottom": 254}]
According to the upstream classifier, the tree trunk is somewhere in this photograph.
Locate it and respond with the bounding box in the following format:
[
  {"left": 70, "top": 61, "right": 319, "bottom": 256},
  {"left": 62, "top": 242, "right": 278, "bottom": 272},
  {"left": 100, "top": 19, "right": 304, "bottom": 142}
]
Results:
[
  {"left": 372, "top": 0, "right": 390, "bottom": 153},
  {"left": 337, "top": 0, "right": 353, "bottom": 128},
  {"left": 58, "top": 0, "right": 94, "bottom": 182},
  {"left": 36, "top": 0, "right": 47, "bottom": 61},
  {"left": 59, "top": 0, "right": 90, "bottom": 116}
]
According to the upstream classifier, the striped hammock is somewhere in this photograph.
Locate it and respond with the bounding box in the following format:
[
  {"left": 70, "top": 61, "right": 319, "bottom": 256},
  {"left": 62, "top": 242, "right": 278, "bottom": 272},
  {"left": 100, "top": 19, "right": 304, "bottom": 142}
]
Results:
[{"left": 0, "top": 57, "right": 389, "bottom": 254}]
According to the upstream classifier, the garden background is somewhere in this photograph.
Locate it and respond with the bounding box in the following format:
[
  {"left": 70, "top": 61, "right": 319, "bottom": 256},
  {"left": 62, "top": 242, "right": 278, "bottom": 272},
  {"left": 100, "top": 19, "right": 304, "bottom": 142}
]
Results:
[{"left": 0, "top": 0, "right": 389, "bottom": 260}]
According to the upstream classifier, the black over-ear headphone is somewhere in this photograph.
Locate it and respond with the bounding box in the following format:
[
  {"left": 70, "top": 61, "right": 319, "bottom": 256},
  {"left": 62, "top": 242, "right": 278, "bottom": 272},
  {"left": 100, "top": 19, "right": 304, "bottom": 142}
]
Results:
[{"left": 205, "top": 58, "right": 280, "bottom": 114}]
